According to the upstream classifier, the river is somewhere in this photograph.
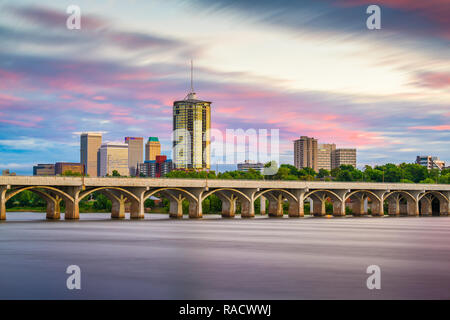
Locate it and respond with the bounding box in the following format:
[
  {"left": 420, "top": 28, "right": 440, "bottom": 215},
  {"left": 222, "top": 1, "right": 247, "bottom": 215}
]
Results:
[{"left": 1, "top": 212, "right": 449, "bottom": 299}]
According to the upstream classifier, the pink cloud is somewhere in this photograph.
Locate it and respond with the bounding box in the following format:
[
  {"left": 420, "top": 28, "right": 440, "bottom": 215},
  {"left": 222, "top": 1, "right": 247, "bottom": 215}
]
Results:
[
  {"left": 0, "top": 93, "right": 24, "bottom": 102},
  {"left": 216, "top": 106, "right": 242, "bottom": 114},
  {"left": 0, "top": 69, "right": 23, "bottom": 90},
  {"left": 410, "top": 125, "right": 450, "bottom": 131},
  {"left": 92, "top": 96, "right": 107, "bottom": 101},
  {"left": 416, "top": 72, "right": 450, "bottom": 89},
  {"left": 0, "top": 114, "right": 43, "bottom": 128}
]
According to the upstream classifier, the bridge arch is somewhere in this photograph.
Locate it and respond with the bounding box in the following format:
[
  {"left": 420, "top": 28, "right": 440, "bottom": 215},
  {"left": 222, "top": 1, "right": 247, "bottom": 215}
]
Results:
[
  {"left": 254, "top": 188, "right": 298, "bottom": 203},
  {"left": 305, "top": 189, "right": 342, "bottom": 202},
  {"left": 143, "top": 187, "right": 201, "bottom": 219},
  {"left": 384, "top": 190, "right": 418, "bottom": 216},
  {"left": 202, "top": 188, "right": 250, "bottom": 203},
  {"left": 345, "top": 190, "right": 381, "bottom": 202},
  {"left": 144, "top": 187, "right": 197, "bottom": 203},
  {"left": 418, "top": 191, "right": 449, "bottom": 203},
  {"left": 418, "top": 191, "right": 449, "bottom": 216},
  {"left": 384, "top": 190, "right": 416, "bottom": 202},
  {"left": 78, "top": 187, "right": 139, "bottom": 203},
  {"left": 6, "top": 186, "right": 73, "bottom": 202}
]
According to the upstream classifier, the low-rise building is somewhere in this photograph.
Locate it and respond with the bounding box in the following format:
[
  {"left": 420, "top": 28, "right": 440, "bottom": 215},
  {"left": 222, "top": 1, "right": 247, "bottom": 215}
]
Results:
[
  {"left": 1, "top": 169, "right": 16, "bottom": 176},
  {"left": 55, "top": 162, "right": 83, "bottom": 175},
  {"left": 416, "top": 156, "right": 445, "bottom": 170},
  {"left": 33, "top": 164, "right": 55, "bottom": 176},
  {"left": 237, "top": 160, "right": 264, "bottom": 173},
  {"left": 138, "top": 155, "right": 173, "bottom": 177}
]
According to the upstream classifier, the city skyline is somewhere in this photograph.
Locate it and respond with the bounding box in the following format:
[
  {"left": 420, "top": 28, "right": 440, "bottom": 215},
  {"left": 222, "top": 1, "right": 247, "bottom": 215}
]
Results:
[{"left": 0, "top": 1, "right": 449, "bottom": 175}]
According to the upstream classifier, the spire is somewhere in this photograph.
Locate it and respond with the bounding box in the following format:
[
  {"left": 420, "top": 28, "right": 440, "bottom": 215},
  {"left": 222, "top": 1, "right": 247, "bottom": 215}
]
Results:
[
  {"left": 190, "top": 59, "right": 194, "bottom": 94},
  {"left": 185, "top": 59, "right": 196, "bottom": 100}
]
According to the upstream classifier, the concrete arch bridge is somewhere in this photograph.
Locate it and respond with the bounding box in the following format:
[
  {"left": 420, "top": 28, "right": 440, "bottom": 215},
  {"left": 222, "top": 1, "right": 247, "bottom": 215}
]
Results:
[{"left": 1, "top": 176, "right": 449, "bottom": 220}]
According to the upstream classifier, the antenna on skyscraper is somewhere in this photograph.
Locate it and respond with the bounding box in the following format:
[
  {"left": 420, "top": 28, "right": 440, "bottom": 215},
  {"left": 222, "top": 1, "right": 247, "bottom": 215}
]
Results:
[
  {"left": 190, "top": 59, "right": 194, "bottom": 94},
  {"left": 185, "top": 59, "right": 196, "bottom": 100}
]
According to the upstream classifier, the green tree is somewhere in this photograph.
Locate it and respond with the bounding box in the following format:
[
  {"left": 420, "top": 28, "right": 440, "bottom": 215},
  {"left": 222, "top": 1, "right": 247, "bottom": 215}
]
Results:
[
  {"left": 317, "top": 169, "right": 330, "bottom": 179},
  {"left": 112, "top": 170, "right": 120, "bottom": 177},
  {"left": 93, "top": 193, "right": 111, "bottom": 210},
  {"left": 420, "top": 178, "right": 436, "bottom": 184},
  {"left": 61, "top": 170, "right": 83, "bottom": 177}
]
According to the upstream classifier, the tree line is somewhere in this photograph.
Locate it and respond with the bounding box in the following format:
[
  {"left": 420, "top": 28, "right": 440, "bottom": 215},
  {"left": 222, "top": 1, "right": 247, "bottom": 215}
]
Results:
[
  {"left": 6, "top": 162, "right": 448, "bottom": 212},
  {"left": 165, "top": 162, "right": 450, "bottom": 184}
]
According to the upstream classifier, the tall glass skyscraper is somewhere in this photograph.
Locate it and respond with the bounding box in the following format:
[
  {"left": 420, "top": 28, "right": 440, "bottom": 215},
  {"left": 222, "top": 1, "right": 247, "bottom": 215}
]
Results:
[{"left": 173, "top": 91, "right": 211, "bottom": 170}]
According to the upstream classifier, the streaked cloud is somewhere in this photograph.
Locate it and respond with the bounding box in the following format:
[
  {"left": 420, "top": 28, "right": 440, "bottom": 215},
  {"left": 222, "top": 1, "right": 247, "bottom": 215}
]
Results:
[{"left": 0, "top": 1, "right": 448, "bottom": 174}]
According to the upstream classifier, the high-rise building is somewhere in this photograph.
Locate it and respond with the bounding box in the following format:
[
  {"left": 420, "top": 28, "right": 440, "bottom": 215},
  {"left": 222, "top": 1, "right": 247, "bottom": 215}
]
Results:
[
  {"left": 173, "top": 62, "right": 211, "bottom": 170},
  {"left": 294, "top": 136, "right": 318, "bottom": 171},
  {"left": 416, "top": 156, "right": 445, "bottom": 170},
  {"left": 80, "top": 132, "right": 102, "bottom": 177},
  {"left": 332, "top": 148, "right": 357, "bottom": 169},
  {"left": 99, "top": 142, "right": 129, "bottom": 176},
  {"left": 317, "top": 143, "right": 336, "bottom": 171},
  {"left": 33, "top": 164, "right": 55, "bottom": 176},
  {"left": 145, "top": 137, "right": 161, "bottom": 161},
  {"left": 125, "top": 137, "right": 143, "bottom": 176}
]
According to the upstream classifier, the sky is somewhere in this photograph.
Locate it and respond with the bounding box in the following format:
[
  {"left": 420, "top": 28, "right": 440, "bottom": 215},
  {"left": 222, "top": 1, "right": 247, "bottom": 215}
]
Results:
[{"left": 0, "top": 0, "right": 449, "bottom": 175}]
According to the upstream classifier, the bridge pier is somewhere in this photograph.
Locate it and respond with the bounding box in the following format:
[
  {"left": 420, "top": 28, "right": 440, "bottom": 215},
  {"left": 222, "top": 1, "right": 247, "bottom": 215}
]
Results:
[
  {"left": 351, "top": 196, "right": 366, "bottom": 216},
  {"left": 163, "top": 191, "right": 184, "bottom": 219},
  {"left": 371, "top": 190, "right": 387, "bottom": 216},
  {"left": 333, "top": 200, "right": 346, "bottom": 216},
  {"left": 267, "top": 193, "right": 284, "bottom": 217},
  {"left": 260, "top": 196, "right": 266, "bottom": 215},
  {"left": 111, "top": 194, "right": 127, "bottom": 219},
  {"left": 407, "top": 191, "right": 421, "bottom": 216},
  {"left": 420, "top": 196, "right": 432, "bottom": 216},
  {"left": 240, "top": 189, "right": 257, "bottom": 218},
  {"left": 311, "top": 196, "right": 326, "bottom": 216},
  {"left": 241, "top": 200, "right": 254, "bottom": 218},
  {"left": 215, "top": 191, "right": 236, "bottom": 218},
  {"left": 406, "top": 198, "right": 419, "bottom": 216},
  {"left": 188, "top": 201, "right": 202, "bottom": 219},
  {"left": 63, "top": 186, "right": 82, "bottom": 220},
  {"left": 169, "top": 197, "right": 184, "bottom": 218},
  {"left": 1, "top": 185, "right": 8, "bottom": 220},
  {"left": 98, "top": 189, "right": 127, "bottom": 219},
  {"left": 370, "top": 200, "right": 384, "bottom": 216},
  {"left": 332, "top": 190, "right": 349, "bottom": 217},
  {"left": 64, "top": 200, "right": 79, "bottom": 220},
  {"left": 129, "top": 188, "right": 147, "bottom": 219},
  {"left": 186, "top": 188, "right": 204, "bottom": 219},
  {"left": 44, "top": 194, "right": 61, "bottom": 220},
  {"left": 388, "top": 196, "right": 400, "bottom": 216},
  {"left": 288, "top": 190, "right": 305, "bottom": 218},
  {"left": 440, "top": 192, "right": 449, "bottom": 215}
]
